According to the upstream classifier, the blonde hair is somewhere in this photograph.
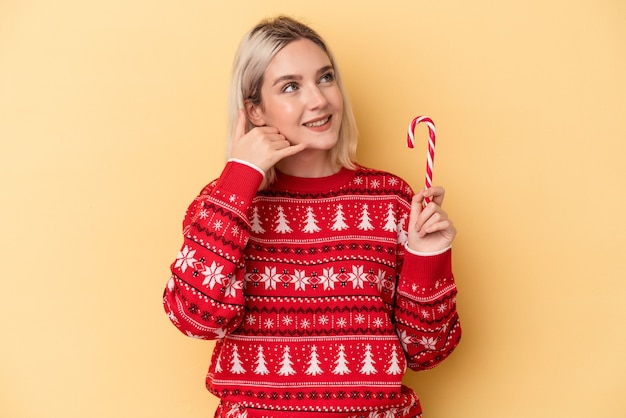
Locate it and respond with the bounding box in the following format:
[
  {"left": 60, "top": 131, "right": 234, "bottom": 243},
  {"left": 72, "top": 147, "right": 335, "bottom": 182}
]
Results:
[{"left": 226, "top": 15, "right": 358, "bottom": 187}]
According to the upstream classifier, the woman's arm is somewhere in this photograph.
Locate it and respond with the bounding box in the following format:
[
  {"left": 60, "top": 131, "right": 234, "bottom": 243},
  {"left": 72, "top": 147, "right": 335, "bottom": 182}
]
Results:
[
  {"left": 394, "top": 248, "right": 461, "bottom": 370},
  {"left": 394, "top": 186, "right": 462, "bottom": 369},
  {"left": 162, "top": 161, "right": 263, "bottom": 339}
]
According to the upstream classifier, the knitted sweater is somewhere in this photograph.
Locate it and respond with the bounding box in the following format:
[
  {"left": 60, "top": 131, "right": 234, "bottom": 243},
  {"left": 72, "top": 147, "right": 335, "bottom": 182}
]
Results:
[{"left": 163, "top": 161, "right": 461, "bottom": 418}]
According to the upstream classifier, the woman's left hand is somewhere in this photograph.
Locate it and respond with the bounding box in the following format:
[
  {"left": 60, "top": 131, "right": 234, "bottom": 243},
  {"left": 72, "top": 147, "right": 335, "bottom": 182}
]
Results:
[{"left": 407, "top": 186, "right": 457, "bottom": 253}]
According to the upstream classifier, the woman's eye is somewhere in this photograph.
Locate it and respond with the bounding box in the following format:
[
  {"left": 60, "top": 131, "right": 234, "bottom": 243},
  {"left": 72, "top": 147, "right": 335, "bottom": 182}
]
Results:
[
  {"left": 282, "top": 82, "right": 298, "bottom": 93},
  {"left": 320, "top": 72, "right": 335, "bottom": 83}
]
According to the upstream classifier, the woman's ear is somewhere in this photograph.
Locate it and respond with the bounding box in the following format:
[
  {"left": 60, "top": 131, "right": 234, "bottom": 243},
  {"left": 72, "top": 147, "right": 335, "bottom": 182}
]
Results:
[{"left": 244, "top": 100, "right": 266, "bottom": 127}]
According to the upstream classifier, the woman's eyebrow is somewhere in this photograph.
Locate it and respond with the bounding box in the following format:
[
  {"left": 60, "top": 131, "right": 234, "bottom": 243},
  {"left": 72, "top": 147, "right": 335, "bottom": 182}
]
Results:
[
  {"left": 272, "top": 74, "right": 302, "bottom": 87},
  {"left": 271, "top": 65, "right": 335, "bottom": 87},
  {"left": 317, "top": 65, "right": 334, "bottom": 75}
]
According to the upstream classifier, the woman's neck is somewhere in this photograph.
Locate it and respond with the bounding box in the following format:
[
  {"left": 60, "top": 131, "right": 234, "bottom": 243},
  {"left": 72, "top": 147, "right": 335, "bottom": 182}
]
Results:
[{"left": 275, "top": 150, "right": 341, "bottom": 178}]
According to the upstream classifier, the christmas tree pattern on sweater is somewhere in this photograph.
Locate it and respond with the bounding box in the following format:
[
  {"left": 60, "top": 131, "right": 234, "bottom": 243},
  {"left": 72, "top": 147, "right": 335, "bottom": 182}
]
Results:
[{"left": 164, "top": 162, "right": 461, "bottom": 417}]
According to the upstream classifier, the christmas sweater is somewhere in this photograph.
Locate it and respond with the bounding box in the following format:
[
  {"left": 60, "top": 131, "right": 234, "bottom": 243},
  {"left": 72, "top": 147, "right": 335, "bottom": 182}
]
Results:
[{"left": 163, "top": 161, "right": 461, "bottom": 418}]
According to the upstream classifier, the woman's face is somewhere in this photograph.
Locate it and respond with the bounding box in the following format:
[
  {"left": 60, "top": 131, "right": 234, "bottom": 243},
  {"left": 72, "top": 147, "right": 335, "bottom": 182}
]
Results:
[{"left": 248, "top": 39, "right": 344, "bottom": 151}]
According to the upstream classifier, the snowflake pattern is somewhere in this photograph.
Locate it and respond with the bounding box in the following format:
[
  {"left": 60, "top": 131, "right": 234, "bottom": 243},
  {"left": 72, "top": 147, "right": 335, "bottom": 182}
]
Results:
[
  {"left": 202, "top": 261, "right": 226, "bottom": 289},
  {"left": 165, "top": 168, "right": 458, "bottom": 407},
  {"left": 222, "top": 274, "right": 241, "bottom": 298},
  {"left": 418, "top": 336, "right": 438, "bottom": 351},
  {"left": 175, "top": 246, "right": 196, "bottom": 273},
  {"left": 244, "top": 265, "right": 389, "bottom": 292},
  {"left": 397, "top": 330, "right": 413, "bottom": 351}
]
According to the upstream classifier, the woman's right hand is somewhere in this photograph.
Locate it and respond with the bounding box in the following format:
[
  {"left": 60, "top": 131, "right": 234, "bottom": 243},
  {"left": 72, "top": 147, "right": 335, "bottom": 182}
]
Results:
[{"left": 229, "top": 109, "right": 307, "bottom": 173}]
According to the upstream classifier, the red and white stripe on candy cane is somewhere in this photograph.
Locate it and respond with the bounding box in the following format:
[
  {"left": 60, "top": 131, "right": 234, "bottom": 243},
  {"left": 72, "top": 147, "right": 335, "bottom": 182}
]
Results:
[{"left": 407, "top": 116, "right": 436, "bottom": 204}]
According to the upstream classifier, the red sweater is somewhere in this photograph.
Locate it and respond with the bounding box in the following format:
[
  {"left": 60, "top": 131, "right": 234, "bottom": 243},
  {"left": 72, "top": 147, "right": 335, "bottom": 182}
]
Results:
[{"left": 163, "top": 161, "right": 461, "bottom": 418}]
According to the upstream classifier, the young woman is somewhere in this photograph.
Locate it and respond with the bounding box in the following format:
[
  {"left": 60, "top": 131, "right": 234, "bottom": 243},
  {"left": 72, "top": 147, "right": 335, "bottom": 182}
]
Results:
[{"left": 163, "top": 15, "right": 461, "bottom": 418}]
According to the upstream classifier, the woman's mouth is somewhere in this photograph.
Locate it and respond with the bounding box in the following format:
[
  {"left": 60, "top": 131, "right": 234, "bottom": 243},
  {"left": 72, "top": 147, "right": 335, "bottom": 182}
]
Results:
[{"left": 303, "top": 116, "right": 331, "bottom": 128}]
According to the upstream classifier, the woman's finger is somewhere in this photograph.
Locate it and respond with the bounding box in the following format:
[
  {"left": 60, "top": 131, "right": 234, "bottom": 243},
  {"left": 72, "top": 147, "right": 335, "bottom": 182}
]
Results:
[{"left": 424, "top": 186, "right": 446, "bottom": 206}]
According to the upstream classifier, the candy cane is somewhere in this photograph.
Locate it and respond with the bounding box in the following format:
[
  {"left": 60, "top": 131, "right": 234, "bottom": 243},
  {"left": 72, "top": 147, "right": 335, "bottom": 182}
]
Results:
[{"left": 407, "top": 116, "right": 436, "bottom": 204}]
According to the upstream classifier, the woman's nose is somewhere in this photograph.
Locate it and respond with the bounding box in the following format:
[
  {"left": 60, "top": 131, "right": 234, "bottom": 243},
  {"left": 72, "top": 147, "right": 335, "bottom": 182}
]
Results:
[{"left": 305, "top": 85, "right": 328, "bottom": 109}]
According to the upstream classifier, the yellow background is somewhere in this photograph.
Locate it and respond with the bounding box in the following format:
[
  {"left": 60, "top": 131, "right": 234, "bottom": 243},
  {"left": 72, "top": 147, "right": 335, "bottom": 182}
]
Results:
[{"left": 1, "top": 0, "right": 625, "bottom": 417}]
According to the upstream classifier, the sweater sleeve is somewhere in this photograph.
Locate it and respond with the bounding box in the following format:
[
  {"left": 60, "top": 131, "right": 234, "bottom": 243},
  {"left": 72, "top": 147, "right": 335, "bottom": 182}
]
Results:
[
  {"left": 394, "top": 248, "right": 462, "bottom": 370},
  {"left": 163, "top": 161, "right": 263, "bottom": 339}
]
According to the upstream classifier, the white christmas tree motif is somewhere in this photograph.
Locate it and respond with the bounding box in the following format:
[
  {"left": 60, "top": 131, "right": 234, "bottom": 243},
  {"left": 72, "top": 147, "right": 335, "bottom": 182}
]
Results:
[
  {"left": 230, "top": 344, "right": 246, "bottom": 374},
  {"left": 214, "top": 351, "right": 223, "bottom": 373},
  {"left": 359, "top": 344, "right": 378, "bottom": 375},
  {"left": 254, "top": 345, "right": 270, "bottom": 375},
  {"left": 250, "top": 206, "right": 265, "bottom": 234},
  {"left": 174, "top": 245, "right": 196, "bottom": 272},
  {"left": 302, "top": 206, "right": 321, "bottom": 233},
  {"left": 397, "top": 213, "right": 408, "bottom": 245},
  {"left": 274, "top": 206, "right": 292, "bottom": 234},
  {"left": 305, "top": 345, "right": 323, "bottom": 376},
  {"left": 382, "top": 203, "right": 397, "bottom": 232},
  {"left": 330, "top": 204, "right": 349, "bottom": 231},
  {"left": 201, "top": 261, "right": 226, "bottom": 289},
  {"left": 386, "top": 345, "right": 403, "bottom": 375},
  {"left": 277, "top": 346, "right": 296, "bottom": 376},
  {"left": 357, "top": 204, "right": 374, "bottom": 231},
  {"left": 332, "top": 344, "right": 351, "bottom": 375}
]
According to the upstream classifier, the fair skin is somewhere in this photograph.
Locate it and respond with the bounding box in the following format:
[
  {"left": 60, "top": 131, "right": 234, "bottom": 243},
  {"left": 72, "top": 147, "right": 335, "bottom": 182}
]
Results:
[{"left": 229, "top": 39, "right": 456, "bottom": 252}]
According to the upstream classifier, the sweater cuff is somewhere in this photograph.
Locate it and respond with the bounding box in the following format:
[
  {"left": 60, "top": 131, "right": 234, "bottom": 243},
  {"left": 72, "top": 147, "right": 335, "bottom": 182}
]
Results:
[
  {"left": 213, "top": 160, "right": 264, "bottom": 204},
  {"left": 227, "top": 158, "right": 265, "bottom": 178},
  {"left": 398, "top": 248, "right": 455, "bottom": 300},
  {"left": 404, "top": 243, "right": 451, "bottom": 257}
]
